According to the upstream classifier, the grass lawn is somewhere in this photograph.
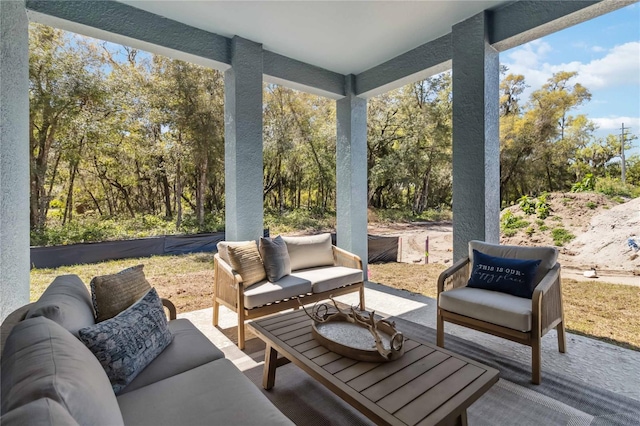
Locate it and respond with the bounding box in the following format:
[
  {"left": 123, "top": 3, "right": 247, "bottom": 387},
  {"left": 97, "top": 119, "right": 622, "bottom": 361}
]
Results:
[{"left": 30, "top": 254, "right": 640, "bottom": 351}]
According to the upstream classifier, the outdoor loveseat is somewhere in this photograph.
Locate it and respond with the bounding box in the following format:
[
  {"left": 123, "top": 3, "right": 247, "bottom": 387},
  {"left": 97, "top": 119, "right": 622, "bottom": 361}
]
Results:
[
  {"left": 0, "top": 274, "right": 293, "bottom": 425},
  {"left": 213, "top": 233, "right": 365, "bottom": 349}
]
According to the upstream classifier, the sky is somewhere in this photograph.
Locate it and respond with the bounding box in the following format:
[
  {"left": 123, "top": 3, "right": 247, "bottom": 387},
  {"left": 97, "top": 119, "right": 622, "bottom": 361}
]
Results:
[{"left": 501, "top": 3, "right": 640, "bottom": 155}]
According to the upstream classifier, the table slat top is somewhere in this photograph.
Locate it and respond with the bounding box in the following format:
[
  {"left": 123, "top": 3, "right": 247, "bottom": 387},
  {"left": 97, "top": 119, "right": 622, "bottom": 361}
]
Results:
[{"left": 249, "top": 309, "right": 498, "bottom": 426}]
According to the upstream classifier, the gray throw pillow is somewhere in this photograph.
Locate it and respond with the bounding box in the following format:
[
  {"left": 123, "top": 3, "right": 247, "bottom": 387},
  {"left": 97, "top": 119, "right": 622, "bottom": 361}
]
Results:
[
  {"left": 90, "top": 264, "right": 152, "bottom": 322},
  {"left": 78, "top": 288, "right": 174, "bottom": 394},
  {"left": 259, "top": 236, "right": 291, "bottom": 282}
]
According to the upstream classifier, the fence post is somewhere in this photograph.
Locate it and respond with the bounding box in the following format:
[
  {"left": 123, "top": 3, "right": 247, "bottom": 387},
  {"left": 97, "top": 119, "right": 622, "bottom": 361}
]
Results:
[{"left": 425, "top": 237, "right": 429, "bottom": 264}]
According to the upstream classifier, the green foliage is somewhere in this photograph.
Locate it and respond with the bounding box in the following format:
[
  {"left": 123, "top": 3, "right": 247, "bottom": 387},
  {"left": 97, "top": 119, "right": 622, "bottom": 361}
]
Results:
[
  {"left": 585, "top": 201, "right": 597, "bottom": 209},
  {"left": 264, "top": 209, "right": 335, "bottom": 235},
  {"left": 518, "top": 195, "right": 536, "bottom": 215},
  {"left": 539, "top": 225, "right": 549, "bottom": 231},
  {"left": 535, "top": 219, "right": 545, "bottom": 226},
  {"left": 30, "top": 213, "right": 225, "bottom": 247},
  {"left": 500, "top": 210, "right": 529, "bottom": 235},
  {"left": 571, "top": 173, "right": 596, "bottom": 192},
  {"left": 551, "top": 228, "right": 575, "bottom": 246},
  {"left": 517, "top": 193, "right": 550, "bottom": 219},
  {"left": 595, "top": 177, "right": 640, "bottom": 198},
  {"left": 503, "top": 228, "right": 517, "bottom": 237},
  {"left": 368, "top": 208, "right": 452, "bottom": 223},
  {"left": 525, "top": 226, "right": 535, "bottom": 237}
]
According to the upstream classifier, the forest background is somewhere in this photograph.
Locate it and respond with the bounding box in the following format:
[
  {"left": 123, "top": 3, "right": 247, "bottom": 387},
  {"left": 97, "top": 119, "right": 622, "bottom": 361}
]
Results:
[{"left": 29, "top": 24, "right": 640, "bottom": 247}]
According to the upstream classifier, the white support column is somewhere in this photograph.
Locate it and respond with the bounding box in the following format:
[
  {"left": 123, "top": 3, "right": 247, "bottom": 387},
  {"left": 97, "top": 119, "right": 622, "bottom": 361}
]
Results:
[
  {"left": 1, "top": 0, "right": 30, "bottom": 322},
  {"left": 224, "top": 37, "right": 264, "bottom": 241},
  {"left": 452, "top": 11, "right": 500, "bottom": 260},
  {"left": 336, "top": 75, "right": 368, "bottom": 278}
]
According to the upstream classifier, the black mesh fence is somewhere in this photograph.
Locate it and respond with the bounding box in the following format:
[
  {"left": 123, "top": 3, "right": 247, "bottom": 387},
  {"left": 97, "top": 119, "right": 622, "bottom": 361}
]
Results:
[{"left": 31, "top": 231, "right": 399, "bottom": 269}]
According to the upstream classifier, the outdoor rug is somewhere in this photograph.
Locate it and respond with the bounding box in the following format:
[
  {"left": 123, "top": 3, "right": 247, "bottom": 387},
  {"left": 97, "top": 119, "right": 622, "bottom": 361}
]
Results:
[{"left": 241, "top": 316, "right": 640, "bottom": 426}]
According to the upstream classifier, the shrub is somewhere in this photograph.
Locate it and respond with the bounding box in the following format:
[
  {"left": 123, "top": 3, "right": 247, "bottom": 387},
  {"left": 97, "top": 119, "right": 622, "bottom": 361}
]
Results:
[
  {"left": 525, "top": 226, "right": 535, "bottom": 237},
  {"left": 571, "top": 173, "right": 596, "bottom": 192},
  {"left": 517, "top": 195, "right": 536, "bottom": 215},
  {"left": 517, "top": 193, "right": 550, "bottom": 219},
  {"left": 596, "top": 177, "right": 640, "bottom": 198},
  {"left": 539, "top": 225, "right": 549, "bottom": 231},
  {"left": 500, "top": 210, "right": 529, "bottom": 234},
  {"left": 551, "top": 228, "right": 575, "bottom": 246},
  {"left": 586, "top": 201, "right": 597, "bottom": 209}
]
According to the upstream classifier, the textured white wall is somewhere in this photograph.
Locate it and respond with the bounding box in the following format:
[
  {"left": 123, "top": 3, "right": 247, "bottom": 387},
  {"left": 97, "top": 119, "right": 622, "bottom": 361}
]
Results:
[
  {"left": 224, "top": 37, "right": 264, "bottom": 241},
  {"left": 336, "top": 75, "right": 368, "bottom": 278},
  {"left": 451, "top": 12, "right": 500, "bottom": 261},
  {"left": 1, "top": 0, "right": 30, "bottom": 322}
]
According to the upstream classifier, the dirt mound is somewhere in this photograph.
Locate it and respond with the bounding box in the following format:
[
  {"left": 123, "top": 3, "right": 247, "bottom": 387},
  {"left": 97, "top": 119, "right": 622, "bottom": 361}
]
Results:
[
  {"left": 368, "top": 193, "right": 640, "bottom": 281},
  {"left": 569, "top": 197, "right": 640, "bottom": 273}
]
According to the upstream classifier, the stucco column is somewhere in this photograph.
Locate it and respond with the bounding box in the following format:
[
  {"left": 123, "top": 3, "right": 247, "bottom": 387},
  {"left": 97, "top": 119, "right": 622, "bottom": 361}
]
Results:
[
  {"left": 224, "top": 37, "right": 263, "bottom": 241},
  {"left": 0, "top": 0, "right": 30, "bottom": 322},
  {"left": 451, "top": 12, "right": 500, "bottom": 260},
  {"left": 336, "top": 75, "right": 368, "bottom": 278}
]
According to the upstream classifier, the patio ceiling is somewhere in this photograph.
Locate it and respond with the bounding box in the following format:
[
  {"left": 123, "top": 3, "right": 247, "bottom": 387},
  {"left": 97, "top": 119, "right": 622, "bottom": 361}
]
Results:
[{"left": 116, "top": 0, "right": 509, "bottom": 76}]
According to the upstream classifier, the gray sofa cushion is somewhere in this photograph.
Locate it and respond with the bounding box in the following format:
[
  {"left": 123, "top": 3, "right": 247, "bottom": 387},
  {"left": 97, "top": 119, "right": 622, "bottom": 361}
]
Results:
[
  {"left": 119, "top": 319, "right": 224, "bottom": 395},
  {"left": 0, "top": 398, "right": 79, "bottom": 426},
  {"left": 78, "top": 288, "right": 174, "bottom": 394},
  {"left": 0, "top": 317, "right": 124, "bottom": 425},
  {"left": 25, "top": 274, "right": 95, "bottom": 336},
  {"left": 439, "top": 287, "right": 532, "bottom": 331},
  {"left": 243, "top": 275, "right": 312, "bottom": 309},
  {"left": 469, "top": 240, "right": 558, "bottom": 287},
  {"left": 117, "top": 358, "right": 294, "bottom": 426},
  {"left": 282, "top": 233, "right": 334, "bottom": 270},
  {"left": 291, "top": 266, "right": 363, "bottom": 293}
]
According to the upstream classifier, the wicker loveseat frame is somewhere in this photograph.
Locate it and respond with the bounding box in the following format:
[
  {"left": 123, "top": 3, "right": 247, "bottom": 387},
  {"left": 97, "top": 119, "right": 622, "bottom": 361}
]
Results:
[{"left": 213, "top": 245, "right": 365, "bottom": 350}]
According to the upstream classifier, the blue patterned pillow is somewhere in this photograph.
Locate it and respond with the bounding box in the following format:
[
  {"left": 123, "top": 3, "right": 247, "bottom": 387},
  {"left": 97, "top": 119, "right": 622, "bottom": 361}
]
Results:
[
  {"left": 78, "top": 288, "right": 173, "bottom": 394},
  {"left": 467, "top": 249, "right": 541, "bottom": 299}
]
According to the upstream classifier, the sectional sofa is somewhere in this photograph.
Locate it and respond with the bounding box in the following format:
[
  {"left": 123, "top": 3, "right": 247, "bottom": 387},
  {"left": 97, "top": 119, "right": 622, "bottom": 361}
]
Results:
[{"left": 0, "top": 275, "right": 293, "bottom": 425}]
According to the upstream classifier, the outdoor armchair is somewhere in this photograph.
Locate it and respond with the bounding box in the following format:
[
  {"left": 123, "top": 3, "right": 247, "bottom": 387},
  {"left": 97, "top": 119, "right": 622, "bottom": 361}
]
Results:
[{"left": 436, "top": 240, "right": 566, "bottom": 384}]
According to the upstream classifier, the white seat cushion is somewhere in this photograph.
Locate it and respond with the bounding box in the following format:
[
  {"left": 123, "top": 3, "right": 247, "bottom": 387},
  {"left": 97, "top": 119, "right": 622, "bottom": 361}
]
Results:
[
  {"left": 439, "top": 287, "right": 532, "bottom": 332},
  {"left": 291, "top": 266, "right": 363, "bottom": 294},
  {"left": 243, "top": 275, "right": 312, "bottom": 309}
]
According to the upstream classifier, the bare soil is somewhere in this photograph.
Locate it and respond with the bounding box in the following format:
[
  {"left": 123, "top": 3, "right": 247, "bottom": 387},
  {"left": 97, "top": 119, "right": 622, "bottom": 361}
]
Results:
[{"left": 369, "top": 193, "right": 640, "bottom": 285}]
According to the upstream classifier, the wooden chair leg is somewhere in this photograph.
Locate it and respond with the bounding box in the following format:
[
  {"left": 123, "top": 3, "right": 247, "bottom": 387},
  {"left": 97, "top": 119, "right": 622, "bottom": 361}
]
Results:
[
  {"left": 213, "top": 299, "right": 220, "bottom": 326},
  {"left": 436, "top": 311, "right": 444, "bottom": 347},
  {"left": 557, "top": 322, "right": 567, "bottom": 353},
  {"left": 359, "top": 285, "right": 366, "bottom": 311},
  {"left": 238, "top": 310, "right": 246, "bottom": 350},
  {"left": 531, "top": 338, "right": 541, "bottom": 385}
]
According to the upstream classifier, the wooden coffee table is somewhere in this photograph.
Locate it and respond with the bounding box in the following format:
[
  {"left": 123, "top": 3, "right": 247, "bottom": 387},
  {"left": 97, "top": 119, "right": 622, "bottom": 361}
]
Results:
[{"left": 248, "top": 309, "right": 499, "bottom": 426}]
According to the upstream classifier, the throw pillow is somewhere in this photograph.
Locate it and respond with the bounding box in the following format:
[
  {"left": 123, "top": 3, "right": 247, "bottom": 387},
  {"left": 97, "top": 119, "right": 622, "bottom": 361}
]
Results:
[
  {"left": 216, "top": 240, "right": 252, "bottom": 265},
  {"left": 467, "top": 249, "right": 542, "bottom": 299},
  {"left": 227, "top": 241, "right": 267, "bottom": 287},
  {"left": 282, "top": 233, "right": 334, "bottom": 270},
  {"left": 78, "top": 288, "right": 174, "bottom": 394},
  {"left": 90, "top": 264, "right": 151, "bottom": 322},
  {"left": 259, "top": 236, "right": 291, "bottom": 282}
]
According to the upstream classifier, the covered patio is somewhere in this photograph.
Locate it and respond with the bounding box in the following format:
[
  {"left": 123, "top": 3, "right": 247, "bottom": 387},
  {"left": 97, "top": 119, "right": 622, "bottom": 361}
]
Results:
[
  {"left": 182, "top": 281, "right": 640, "bottom": 424},
  {"left": 1, "top": 0, "right": 631, "bottom": 320}
]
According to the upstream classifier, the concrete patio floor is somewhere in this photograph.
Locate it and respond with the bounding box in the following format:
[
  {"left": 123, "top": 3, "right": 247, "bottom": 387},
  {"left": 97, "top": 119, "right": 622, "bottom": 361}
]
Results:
[{"left": 180, "top": 282, "right": 640, "bottom": 402}]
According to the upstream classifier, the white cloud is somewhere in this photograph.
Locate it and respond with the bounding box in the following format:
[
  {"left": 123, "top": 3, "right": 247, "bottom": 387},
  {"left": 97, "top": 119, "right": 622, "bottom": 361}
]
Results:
[
  {"left": 503, "top": 41, "right": 640, "bottom": 98},
  {"left": 591, "top": 46, "right": 606, "bottom": 53},
  {"left": 592, "top": 116, "right": 640, "bottom": 131}
]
